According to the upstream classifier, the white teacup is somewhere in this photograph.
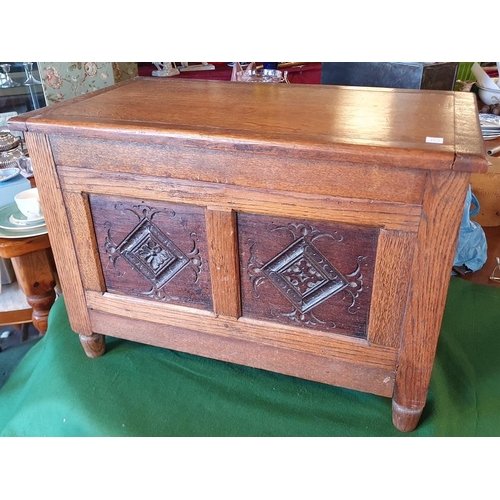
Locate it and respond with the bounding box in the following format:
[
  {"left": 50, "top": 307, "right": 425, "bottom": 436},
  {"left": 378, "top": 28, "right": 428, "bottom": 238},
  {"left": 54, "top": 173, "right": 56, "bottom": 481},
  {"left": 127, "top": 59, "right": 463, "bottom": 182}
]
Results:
[{"left": 14, "top": 187, "right": 43, "bottom": 220}]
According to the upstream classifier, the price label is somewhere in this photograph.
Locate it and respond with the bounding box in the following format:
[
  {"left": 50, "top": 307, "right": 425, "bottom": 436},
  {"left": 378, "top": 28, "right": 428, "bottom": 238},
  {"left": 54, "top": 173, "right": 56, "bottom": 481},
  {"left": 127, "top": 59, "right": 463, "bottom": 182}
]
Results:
[{"left": 426, "top": 137, "right": 444, "bottom": 144}]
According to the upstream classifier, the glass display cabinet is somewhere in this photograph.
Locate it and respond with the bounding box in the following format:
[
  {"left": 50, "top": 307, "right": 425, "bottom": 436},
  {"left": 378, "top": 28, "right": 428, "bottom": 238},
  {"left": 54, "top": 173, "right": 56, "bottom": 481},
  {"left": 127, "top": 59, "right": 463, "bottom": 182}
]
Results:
[{"left": 0, "top": 62, "right": 46, "bottom": 127}]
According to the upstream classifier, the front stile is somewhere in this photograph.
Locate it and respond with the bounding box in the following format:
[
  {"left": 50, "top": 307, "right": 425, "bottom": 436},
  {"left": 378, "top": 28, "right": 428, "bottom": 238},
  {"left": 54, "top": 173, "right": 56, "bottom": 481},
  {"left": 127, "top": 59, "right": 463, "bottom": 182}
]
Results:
[{"left": 24, "top": 132, "right": 104, "bottom": 356}]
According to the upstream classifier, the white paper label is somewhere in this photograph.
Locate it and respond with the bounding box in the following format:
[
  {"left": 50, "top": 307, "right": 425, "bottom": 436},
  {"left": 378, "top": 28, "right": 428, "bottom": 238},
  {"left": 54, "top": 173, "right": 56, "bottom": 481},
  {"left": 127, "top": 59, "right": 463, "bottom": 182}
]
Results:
[{"left": 426, "top": 137, "right": 444, "bottom": 144}]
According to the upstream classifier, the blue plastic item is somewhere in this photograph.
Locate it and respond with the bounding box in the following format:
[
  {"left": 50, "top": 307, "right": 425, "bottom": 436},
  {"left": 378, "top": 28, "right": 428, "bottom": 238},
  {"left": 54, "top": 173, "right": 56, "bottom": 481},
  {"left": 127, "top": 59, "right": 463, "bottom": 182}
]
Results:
[{"left": 453, "top": 185, "right": 488, "bottom": 272}]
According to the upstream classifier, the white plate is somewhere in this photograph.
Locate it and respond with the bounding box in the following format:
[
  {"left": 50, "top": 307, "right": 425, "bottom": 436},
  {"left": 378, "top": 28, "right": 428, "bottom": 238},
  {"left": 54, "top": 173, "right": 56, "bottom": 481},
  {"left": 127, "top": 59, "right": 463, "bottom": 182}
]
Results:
[
  {"left": 0, "top": 224, "right": 48, "bottom": 239},
  {"left": 0, "top": 167, "right": 20, "bottom": 183},
  {"left": 479, "top": 114, "right": 500, "bottom": 127}
]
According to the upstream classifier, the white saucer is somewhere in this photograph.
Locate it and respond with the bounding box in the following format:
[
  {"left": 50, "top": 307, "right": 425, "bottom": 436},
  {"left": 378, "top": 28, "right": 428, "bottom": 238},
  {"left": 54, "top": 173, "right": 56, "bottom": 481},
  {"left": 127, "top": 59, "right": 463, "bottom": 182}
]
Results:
[
  {"left": 0, "top": 167, "right": 20, "bottom": 183},
  {"left": 0, "top": 203, "right": 46, "bottom": 232},
  {"left": 9, "top": 212, "right": 45, "bottom": 226},
  {"left": 483, "top": 134, "right": 500, "bottom": 141}
]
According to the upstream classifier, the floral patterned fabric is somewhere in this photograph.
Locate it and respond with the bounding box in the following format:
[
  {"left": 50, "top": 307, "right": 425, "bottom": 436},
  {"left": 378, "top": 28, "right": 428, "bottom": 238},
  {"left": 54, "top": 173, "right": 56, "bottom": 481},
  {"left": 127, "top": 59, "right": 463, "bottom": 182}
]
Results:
[{"left": 38, "top": 62, "right": 137, "bottom": 105}]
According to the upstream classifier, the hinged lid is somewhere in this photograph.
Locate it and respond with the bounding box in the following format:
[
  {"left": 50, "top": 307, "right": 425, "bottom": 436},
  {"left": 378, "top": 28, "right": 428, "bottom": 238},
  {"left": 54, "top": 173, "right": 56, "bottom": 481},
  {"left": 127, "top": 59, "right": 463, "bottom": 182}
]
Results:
[{"left": 8, "top": 77, "right": 488, "bottom": 173}]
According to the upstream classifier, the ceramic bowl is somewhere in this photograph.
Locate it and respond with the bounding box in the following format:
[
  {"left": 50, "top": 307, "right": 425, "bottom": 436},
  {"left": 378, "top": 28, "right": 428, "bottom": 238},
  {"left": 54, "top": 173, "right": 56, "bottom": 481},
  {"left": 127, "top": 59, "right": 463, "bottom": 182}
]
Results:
[{"left": 478, "top": 84, "right": 500, "bottom": 105}]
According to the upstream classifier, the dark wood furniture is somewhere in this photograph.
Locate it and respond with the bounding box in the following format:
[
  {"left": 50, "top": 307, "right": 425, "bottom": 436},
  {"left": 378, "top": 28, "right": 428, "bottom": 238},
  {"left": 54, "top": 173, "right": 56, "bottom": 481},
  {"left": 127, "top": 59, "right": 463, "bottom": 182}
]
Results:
[
  {"left": 321, "top": 62, "right": 459, "bottom": 90},
  {"left": 8, "top": 77, "right": 487, "bottom": 432}
]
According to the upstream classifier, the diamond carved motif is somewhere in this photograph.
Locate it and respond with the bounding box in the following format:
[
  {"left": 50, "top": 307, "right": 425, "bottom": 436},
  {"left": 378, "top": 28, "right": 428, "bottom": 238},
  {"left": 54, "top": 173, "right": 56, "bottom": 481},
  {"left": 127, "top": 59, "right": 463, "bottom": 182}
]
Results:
[
  {"left": 103, "top": 203, "right": 202, "bottom": 300},
  {"left": 247, "top": 222, "right": 366, "bottom": 328},
  {"left": 262, "top": 237, "right": 350, "bottom": 314},
  {"left": 117, "top": 218, "right": 189, "bottom": 288}
]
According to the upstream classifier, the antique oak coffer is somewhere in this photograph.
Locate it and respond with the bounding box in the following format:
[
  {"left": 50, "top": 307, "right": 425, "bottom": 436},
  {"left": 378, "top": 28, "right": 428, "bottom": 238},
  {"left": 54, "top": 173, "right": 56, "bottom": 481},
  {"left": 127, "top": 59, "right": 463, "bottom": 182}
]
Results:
[{"left": 9, "top": 77, "right": 487, "bottom": 432}]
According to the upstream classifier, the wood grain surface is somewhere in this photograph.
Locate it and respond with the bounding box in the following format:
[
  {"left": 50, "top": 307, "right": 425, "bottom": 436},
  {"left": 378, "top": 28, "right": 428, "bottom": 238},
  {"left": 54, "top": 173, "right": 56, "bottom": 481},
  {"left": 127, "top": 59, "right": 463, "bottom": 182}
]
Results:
[
  {"left": 10, "top": 78, "right": 488, "bottom": 432},
  {"left": 24, "top": 133, "right": 93, "bottom": 337},
  {"left": 8, "top": 78, "right": 487, "bottom": 172}
]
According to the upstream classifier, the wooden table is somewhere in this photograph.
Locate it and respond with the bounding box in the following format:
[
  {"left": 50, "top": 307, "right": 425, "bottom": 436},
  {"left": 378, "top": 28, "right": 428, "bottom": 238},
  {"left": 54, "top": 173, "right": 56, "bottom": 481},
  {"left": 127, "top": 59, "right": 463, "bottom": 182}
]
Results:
[
  {"left": 8, "top": 78, "right": 487, "bottom": 432},
  {"left": 0, "top": 233, "right": 57, "bottom": 335}
]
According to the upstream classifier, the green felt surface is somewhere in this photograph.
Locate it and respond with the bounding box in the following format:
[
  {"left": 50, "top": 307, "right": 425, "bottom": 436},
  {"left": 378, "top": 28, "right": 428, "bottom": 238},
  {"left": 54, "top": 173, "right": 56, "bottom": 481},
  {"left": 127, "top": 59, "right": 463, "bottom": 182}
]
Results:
[{"left": 1, "top": 277, "right": 499, "bottom": 436}]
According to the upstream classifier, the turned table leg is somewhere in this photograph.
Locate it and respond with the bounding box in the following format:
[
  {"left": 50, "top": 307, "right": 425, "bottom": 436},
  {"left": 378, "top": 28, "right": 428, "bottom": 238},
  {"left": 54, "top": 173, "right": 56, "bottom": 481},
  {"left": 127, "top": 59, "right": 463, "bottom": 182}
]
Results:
[
  {"left": 0, "top": 234, "right": 57, "bottom": 336},
  {"left": 10, "top": 248, "right": 57, "bottom": 335}
]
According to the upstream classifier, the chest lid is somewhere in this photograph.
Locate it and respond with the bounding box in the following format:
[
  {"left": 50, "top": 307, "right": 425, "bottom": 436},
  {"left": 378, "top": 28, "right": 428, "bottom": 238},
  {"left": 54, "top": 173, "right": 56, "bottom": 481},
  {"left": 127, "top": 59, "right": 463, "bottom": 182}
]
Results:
[{"left": 7, "top": 77, "right": 487, "bottom": 173}]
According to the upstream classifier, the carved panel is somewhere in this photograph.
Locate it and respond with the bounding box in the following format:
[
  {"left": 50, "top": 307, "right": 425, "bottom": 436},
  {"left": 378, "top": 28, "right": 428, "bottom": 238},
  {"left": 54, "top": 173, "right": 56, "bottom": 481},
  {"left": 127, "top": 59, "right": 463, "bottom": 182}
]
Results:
[
  {"left": 90, "top": 195, "right": 212, "bottom": 310},
  {"left": 238, "top": 214, "right": 379, "bottom": 337}
]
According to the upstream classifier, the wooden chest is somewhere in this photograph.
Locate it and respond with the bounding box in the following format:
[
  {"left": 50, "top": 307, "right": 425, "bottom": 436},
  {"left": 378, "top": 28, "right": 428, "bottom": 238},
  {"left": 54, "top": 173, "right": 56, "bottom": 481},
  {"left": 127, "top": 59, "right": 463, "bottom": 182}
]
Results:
[{"left": 9, "top": 77, "right": 487, "bottom": 432}]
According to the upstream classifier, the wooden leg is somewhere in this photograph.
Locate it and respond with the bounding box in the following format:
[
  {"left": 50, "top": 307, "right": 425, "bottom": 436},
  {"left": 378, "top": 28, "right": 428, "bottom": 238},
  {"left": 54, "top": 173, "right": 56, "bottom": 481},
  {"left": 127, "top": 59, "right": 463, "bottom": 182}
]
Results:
[
  {"left": 79, "top": 333, "right": 106, "bottom": 358},
  {"left": 390, "top": 171, "right": 471, "bottom": 432},
  {"left": 10, "top": 248, "right": 57, "bottom": 335},
  {"left": 392, "top": 400, "right": 424, "bottom": 433}
]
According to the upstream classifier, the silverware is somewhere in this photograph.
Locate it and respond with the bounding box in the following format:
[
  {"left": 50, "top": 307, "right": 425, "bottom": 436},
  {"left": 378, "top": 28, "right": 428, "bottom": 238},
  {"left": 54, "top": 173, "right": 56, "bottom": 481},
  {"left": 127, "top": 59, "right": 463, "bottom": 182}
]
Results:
[{"left": 487, "top": 144, "right": 500, "bottom": 156}]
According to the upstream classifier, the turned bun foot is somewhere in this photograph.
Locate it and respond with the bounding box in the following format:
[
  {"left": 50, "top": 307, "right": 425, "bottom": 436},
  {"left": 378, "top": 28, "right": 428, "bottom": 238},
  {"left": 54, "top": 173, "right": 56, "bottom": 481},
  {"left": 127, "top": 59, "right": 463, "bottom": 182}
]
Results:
[
  {"left": 392, "top": 400, "right": 424, "bottom": 432},
  {"left": 79, "top": 333, "right": 106, "bottom": 358}
]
